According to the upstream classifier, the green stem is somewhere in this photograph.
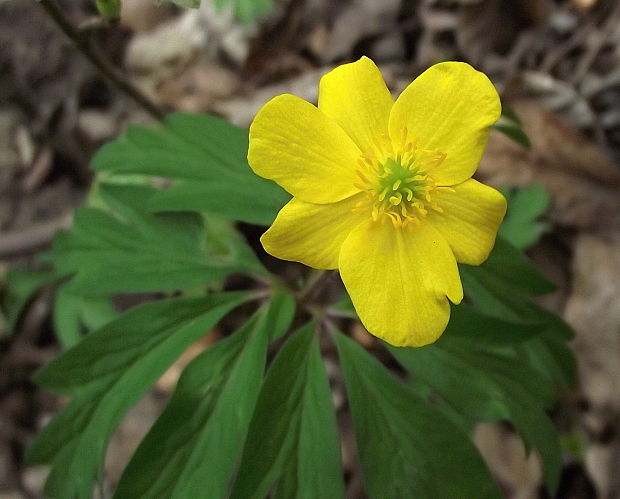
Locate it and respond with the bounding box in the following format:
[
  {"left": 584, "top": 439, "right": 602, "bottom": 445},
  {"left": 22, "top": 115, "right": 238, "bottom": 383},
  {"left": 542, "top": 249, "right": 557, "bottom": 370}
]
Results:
[{"left": 297, "top": 269, "right": 332, "bottom": 304}]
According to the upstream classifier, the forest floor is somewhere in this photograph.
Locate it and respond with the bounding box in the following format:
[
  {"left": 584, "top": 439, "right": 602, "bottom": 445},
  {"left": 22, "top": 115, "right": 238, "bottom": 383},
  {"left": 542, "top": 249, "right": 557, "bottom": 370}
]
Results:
[{"left": 1, "top": 0, "right": 620, "bottom": 497}]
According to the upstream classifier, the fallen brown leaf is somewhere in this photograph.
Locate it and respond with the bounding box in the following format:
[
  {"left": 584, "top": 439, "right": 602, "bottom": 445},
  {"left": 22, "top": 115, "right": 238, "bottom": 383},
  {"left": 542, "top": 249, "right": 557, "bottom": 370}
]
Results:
[{"left": 478, "top": 99, "right": 620, "bottom": 231}]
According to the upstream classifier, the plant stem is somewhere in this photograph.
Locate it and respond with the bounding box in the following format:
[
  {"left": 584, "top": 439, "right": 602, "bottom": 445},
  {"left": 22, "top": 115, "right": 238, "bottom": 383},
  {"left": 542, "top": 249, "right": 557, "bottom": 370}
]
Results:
[
  {"left": 38, "top": 0, "right": 165, "bottom": 121},
  {"left": 297, "top": 269, "right": 333, "bottom": 304}
]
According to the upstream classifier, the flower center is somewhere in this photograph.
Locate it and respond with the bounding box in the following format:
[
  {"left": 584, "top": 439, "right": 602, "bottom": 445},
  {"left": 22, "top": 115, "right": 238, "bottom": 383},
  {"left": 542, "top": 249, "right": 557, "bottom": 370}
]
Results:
[{"left": 353, "top": 130, "right": 450, "bottom": 228}]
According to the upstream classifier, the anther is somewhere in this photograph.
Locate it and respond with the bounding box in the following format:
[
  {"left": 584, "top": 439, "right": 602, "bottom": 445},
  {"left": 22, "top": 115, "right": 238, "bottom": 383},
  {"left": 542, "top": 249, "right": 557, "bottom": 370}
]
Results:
[
  {"left": 389, "top": 193, "right": 402, "bottom": 205},
  {"left": 355, "top": 170, "right": 369, "bottom": 183}
]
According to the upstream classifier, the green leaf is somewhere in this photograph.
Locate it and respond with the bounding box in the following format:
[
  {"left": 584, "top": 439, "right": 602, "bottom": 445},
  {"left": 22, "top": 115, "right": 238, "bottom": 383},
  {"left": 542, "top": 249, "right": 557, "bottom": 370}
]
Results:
[
  {"left": 335, "top": 332, "right": 501, "bottom": 499},
  {"left": 499, "top": 184, "right": 551, "bottom": 250},
  {"left": 441, "top": 238, "right": 574, "bottom": 493},
  {"left": 92, "top": 113, "right": 290, "bottom": 225},
  {"left": 114, "top": 291, "right": 294, "bottom": 498},
  {"left": 491, "top": 123, "right": 531, "bottom": 148},
  {"left": 2, "top": 267, "right": 60, "bottom": 331},
  {"left": 44, "top": 184, "right": 263, "bottom": 296},
  {"left": 390, "top": 334, "right": 562, "bottom": 493},
  {"left": 462, "top": 237, "right": 556, "bottom": 299},
  {"left": 213, "top": 0, "right": 273, "bottom": 22},
  {"left": 53, "top": 285, "right": 117, "bottom": 348},
  {"left": 492, "top": 105, "right": 531, "bottom": 148},
  {"left": 515, "top": 315, "right": 576, "bottom": 389},
  {"left": 500, "top": 105, "right": 523, "bottom": 125},
  {"left": 461, "top": 237, "right": 575, "bottom": 389},
  {"left": 231, "top": 323, "right": 345, "bottom": 499},
  {"left": 95, "top": 0, "right": 121, "bottom": 19},
  {"left": 154, "top": 0, "right": 200, "bottom": 7},
  {"left": 446, "top": 304, "right": 545, "bottom": 347},
  {"left": 264, "top": 287, "right": 296, "bottom": 341},
  {"left": 27, "top": 292, "right": 250, "bottom": 499}
]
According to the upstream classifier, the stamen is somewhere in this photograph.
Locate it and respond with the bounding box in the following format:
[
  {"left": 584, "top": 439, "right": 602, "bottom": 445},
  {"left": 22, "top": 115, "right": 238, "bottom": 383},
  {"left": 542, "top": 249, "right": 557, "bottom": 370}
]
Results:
[
  {"left": 356, "top": 170, "right": 369, "bottom": 183},
  {"left": 372, "top": 206, "right": 380, "bottom": 221},
  {"left": 352, "top": 129, "right": 446, "bottom": 228},
  {"left": 389, "top": 193, "right": 402, "bottom": 205}
]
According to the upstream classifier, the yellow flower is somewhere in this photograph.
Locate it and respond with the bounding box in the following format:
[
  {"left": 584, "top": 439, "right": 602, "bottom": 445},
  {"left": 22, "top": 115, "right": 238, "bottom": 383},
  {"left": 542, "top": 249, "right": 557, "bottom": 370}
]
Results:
[{"left": 248, "top": 57, "right": 507, "bottom": 347}]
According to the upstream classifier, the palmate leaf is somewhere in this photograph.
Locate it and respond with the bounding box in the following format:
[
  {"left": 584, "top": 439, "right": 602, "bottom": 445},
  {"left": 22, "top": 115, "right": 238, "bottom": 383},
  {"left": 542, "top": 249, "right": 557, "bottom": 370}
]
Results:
[
  {"left": 43, "top": 184, "right": 265, "bottom": 296},
  {"left": 53, "top": 285, "right": 117, "bottom": 348},
  {"left": 95, "top": 0, "right": 121, "bottom": 19},
  {"left": 462, "top": 236, "right": 556, "bottom": 298},
  {"left": 499, "top": 184, "right": 551, "bottom": 250},
  {"left": 153, "top": 0, "right": 274, "bottom": 23},
  {"left": 335, "top": 235, "right": 573, "bottom": 495},
  {"left": 419, "top": 236, "right": 575, "bottom": 493},
  {"left": 27, "top": 292, "right": 251, "bottom": 499},
  {"left": 114, "top": 290, "right": 295, "bottom": 499},
  {"left": 230, "top": 323, "right": 345, "bottom": 499},
  {"left": 491, "top": 105, "right": 531, "bottom": 149},
  {"left": 2, "top": 266, "right": 60, "bottom": 331},
  {"left": 335, "top": 332, "right": 502, "bottom": 499},
  {"left": 460, "top": 237, "right": 575, "bottom": 388},
  {"left": 92, "top": 113, "right": 290, "bottom": 225},
  {"left": 213, "top": 0, "right": 273, "bottom": 23},
  {"left": 390, "top": 328, "right": 562, "bottom": 492},
  {"left": 156, "top": 0, "right": 201, "bottom": 7}
]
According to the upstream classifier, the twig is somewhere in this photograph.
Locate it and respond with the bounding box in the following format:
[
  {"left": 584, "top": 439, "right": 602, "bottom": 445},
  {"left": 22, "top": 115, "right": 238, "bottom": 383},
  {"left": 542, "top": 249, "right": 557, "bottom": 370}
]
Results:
[
  {"left": 539, "top": 18, "right": 595, "bottom": 74},
  {"left": 570, "top": 0, "right": 620, "bottom": 86},
  {"left": 583, "top": 68, "right": 620, "bottom": 99},
  {"left": 325, "top": 307, "right": 358, "bottom": 320},
  {"left": 78, "top": 16, "right": 113, "bottom": 31},
  {"left": 38, "top": 0, "right": 165, "bottom": 121},
  {"left": 497, "top": 29, "right": 539, "bottom": 93},
  {"left": 0, "top": 213, "right": 72, "bottom": 257}
]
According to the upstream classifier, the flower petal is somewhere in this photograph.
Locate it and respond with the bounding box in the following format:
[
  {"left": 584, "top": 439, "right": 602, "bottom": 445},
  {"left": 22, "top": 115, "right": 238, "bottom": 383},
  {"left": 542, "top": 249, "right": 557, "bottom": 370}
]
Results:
[
  {"left": 339, "top": 219, "right": 463, "bottom": 347},
  {"left": 389, "top": 62, "right": 501, "bottom": 186},
  {"left": 318, "top": 56, "right": 394, "bottom": 151},
  {"left": 248, "top": 94, "right": 362, "bottom": 204},
  {"left": 427, "top": 179, "right": 507, "bottom": 265},
  {"left": 261, "top": 193, "right": 369, "bottom": 270}
]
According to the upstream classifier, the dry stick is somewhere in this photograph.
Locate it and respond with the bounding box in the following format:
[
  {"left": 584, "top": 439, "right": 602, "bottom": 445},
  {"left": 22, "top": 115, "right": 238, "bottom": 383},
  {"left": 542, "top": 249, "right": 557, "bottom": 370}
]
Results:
[
  {"left": 297, "top": 269, "right": 332, "bottom": 305},
  {"left": 538, "top": 19, "right": 595, "bottom": 74},
  {"left": 570, "top": 0, "right": 620, "bottom": 86},
  {"left": 0, "top": 213, "right": 73, "bottom": 257},
  {"left": 38, "top": 0, "right": 165, "bottom": 121}
]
